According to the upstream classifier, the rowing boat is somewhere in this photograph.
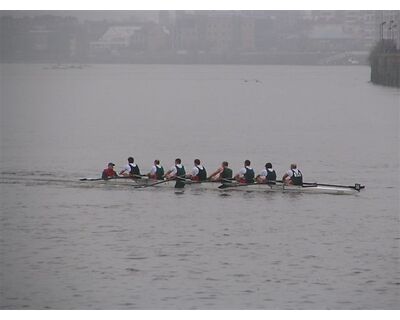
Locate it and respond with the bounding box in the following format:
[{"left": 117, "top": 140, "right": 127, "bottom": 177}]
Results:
[
  {"left": 139, "top": 180, "right": 363, "bottom": 195},
  {"left": 79, "top": 177, "right": 364, "bottom": 195}
]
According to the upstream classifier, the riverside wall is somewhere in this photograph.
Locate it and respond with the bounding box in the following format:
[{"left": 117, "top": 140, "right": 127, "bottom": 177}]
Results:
[{"left": 370, "top": 53, "right": 400, "bottom": 87}]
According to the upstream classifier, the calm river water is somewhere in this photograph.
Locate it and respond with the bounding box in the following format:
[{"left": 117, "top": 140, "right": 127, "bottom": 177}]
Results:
[{"left": 0, "top": 64, "right": 399, "bottom": 309}]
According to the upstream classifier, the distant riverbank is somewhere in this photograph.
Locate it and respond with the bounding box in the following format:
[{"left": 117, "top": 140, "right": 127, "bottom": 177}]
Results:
[{"left": 0, "top": 51, "right": 369, "bottom": 66}]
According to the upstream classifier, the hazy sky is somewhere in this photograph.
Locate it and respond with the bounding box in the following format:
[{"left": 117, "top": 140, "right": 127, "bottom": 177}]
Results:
[{"left": 0, "top": 10, "right": 160, "bottom": 22}]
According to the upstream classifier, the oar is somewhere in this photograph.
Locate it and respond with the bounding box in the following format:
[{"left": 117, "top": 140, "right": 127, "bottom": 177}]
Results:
[
  {"left": 80, "top": 177, "right": 103, "bottom": 181},
  {"left": 303, "top": 182, "right": 364, "bottom": 191},
  {"left": 301, "top": 183, "right": 318, "bottom": 188},
  {"left": 124, "top": 174, "right": 147, "bottom": 179},
  {"left": 221, "top": 178, "right": 235, "bottom": 182},
  {"left": 133, "top": 175, "right": 186, "bottom": 188},
  {"left": 255, "top": 179, "right": 283, "bottom": 185},
  {"left": 184, "top": 179, "right": 220, "bottom": 185},
  {"left": 218, "top": 181, "right": 261, "bottom": 189},
  {"left": 133, "top": 178, "right": 171, "bottom": 188},
  {"left": 80, "top": 175, "right": 146, "bottom": 181},
  {"left": 218, "top": 178, "right": 286, "bottom": 189},
  {"left": 175, "top": 175, "right": 189, "bottom": 181}
]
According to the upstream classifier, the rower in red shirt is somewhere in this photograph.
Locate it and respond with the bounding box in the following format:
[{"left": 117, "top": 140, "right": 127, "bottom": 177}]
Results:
[{"left": 102, "top": 162, "right": 118, "bottom": 180}]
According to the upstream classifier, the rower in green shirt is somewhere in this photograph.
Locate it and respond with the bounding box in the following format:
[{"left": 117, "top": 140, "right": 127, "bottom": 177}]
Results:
[
  {"left": 208, "top": 161, "right": 233, "bottom": 182},
  {"left": 164, "top": 158, "right": 186, "bottom": 188}
]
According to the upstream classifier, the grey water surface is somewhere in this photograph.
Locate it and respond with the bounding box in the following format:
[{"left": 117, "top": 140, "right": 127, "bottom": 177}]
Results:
[{"left": 0, "top": 64, "right": 399, "bottom": 309}]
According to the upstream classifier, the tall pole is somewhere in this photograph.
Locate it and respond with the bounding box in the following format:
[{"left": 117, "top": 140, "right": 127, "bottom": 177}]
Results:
[
  {"left": 380, "top": 21, "right": 386, "bottom": 40},
  {"left": 388, "top": 20, "right": 394, "bottom": 40},
  {"left": 391, "top": 24, "right": 397, "bottom": 41}
]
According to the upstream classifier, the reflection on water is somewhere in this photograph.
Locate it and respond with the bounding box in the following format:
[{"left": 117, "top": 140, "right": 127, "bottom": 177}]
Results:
[{"left": 1, "top": 170, "right": 398, "bottom": 309}]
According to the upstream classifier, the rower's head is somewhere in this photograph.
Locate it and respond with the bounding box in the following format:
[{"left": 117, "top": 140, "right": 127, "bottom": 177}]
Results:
[
  {"left": 265, "top": 162, "right": 272, "bottom": 169},
  {"left": 194, "top": 159, "right": 200, "bottom": 165},
  {"left": 175, "top": 158, "right": 182, "bottom": 165},
  {"left": 108, "top": 162, "right": 115, "bottom": 168},
  {"left": 222, "top": 161, "right": 228, "bottom": 167},
  {"left": 154, "top": 159, "right": 160, "bottom": 165},
  {"left": 128, "top": 157, "right": 134, "bottom": 163},
  {"left": 290, "top": 163, "right": 297, "bottom": 169},
  {"left": 244, "top": 160, "right": 251, "bottom": 167}
]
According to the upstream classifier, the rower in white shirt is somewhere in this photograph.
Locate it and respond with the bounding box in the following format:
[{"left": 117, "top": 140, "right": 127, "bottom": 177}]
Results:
[
  {"left": 119, "top": 157, "right": 141, "bottom": 178},
  {"left": 187, "top": 159, "right": 207, "bottom": 182},
  {"left": 282, "top": 163, "right": 303, "bottom": 185},
  {"left": 147, "top": 159, "right": 164, "bottom": 180},
  {"left": 234, "top": 160, "right": 255, "bottom": 183},
  {"left": 256, "top": 162, "right": 277, "bottom": 184}
]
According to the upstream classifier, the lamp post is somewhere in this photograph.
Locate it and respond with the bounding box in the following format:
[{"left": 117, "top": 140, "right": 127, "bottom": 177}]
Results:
[
  {"left": 388, "top": 20, "right": 394, "bottom": 40},
  {"left": 380, "top": 21, "right": 386, "bottom": 40},
  {"left": 390, "top": 24, "right": 397, "bottom": 40}
]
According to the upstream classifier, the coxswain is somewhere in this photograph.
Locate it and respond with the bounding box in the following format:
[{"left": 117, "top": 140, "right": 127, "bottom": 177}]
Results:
[
  {"left": 148, "top": 159, "right": 164, "bottom": 180},
  {"left": 282, "top": 163, "right": 303, "bottom": 185},
  {"left": 208, "top": 161, "right": 233, "bottom": 182},
  {"left": 119, "top": 157, "right": 141, "bottom": 178},
  {"left": 234, "top": 160, "right": 255, "bottom": 183},
  {"left": 164, "top": 158, "right": 186, "bottom": 188},
  {"left": 256, "top": 162, "right": 277, "bottom": 184},
  {"left": 102, "top": 162, "right": 118, "bottom": 180},
  {"left": 187, "top": 159, "right": 207, "bottom": 182}
]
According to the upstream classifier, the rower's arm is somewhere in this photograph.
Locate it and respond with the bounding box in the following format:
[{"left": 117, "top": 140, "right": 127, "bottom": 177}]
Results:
[
  {"left": 164, "top": 169, "right": 172, "bottom": 177},
  {"left": 208, "top": 167, "right": 222, "bottom": 179},
  {"left": 235, "top": 168, "right": 245, "bottom": 180},
  {"left": 148, "top": 166, "right": 156, "bottom": 177},
  {"left": 208, "top": 171, "right": 216, "bottom": 179}
]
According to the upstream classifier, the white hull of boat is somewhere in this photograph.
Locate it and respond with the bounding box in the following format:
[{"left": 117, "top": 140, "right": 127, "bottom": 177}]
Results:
[
  {"left": 142, "top": 180, "right": 360, "bottom": 195},
  {"left": 81, "top": 178, "right": 363, "bottom": 195}
]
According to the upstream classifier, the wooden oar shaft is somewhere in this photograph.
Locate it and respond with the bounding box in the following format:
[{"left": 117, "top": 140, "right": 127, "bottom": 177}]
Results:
[
  {"left": 134, "top": 179, "right": 169, "bottom": 188},
  {"left": 218, "top": 182, "right": 264, "bottom": 189},
  {"left": 187, "top": 180, "right": 220, "bottom": 184},
  {"left": 129, "top": 174, "right": 147, "bottom": 179},
  {"left": 134, "top": 174, "right": 189, "bottom": 188},
  {"left": 80, "top": 174, "right": 147, "bottom": 181}
]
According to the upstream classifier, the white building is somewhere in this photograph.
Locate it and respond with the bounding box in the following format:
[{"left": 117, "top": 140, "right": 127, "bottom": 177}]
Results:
[{"left": 90, "top": 26, "right": 142, "bottom": 54}]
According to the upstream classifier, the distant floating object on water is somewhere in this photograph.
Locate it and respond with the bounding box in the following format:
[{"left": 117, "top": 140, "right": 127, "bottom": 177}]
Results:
[
  {"left": 43, "top": 64, "right": 85, "bottom": 70},
  {"left": 241, "top": 78, "right": 262, "bottom": 84},
  {"left": 348, "top": 58, "right": 360, "bottom": 65}
]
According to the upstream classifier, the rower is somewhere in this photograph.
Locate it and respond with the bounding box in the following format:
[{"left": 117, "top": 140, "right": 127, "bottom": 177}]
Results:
[
  {"left": 187, "top": 159, "right": 207, "bottom": 182},
  {"left": 119, "top": 157, "right": 141, "bottom": 179},
  {"left": 282, "top": 163, "right": 303, "bottom": 186},
  {"left": 148, "top": 159, "right": 164, "bottom": 180},
  {"left": 164, "top": 158, "right": 186, "bottom": 188},
  {"left": 102, "top": 162, "right": 118, "bottom": 180},
  {"left": 256, "top": 162, "right": 277, "bottom": 184},
  {"left": 234, "top": 160, "right": 255, "bottom": 184},
  {"left": 208, "top": 161, "right": 233, "bottom": 182}
]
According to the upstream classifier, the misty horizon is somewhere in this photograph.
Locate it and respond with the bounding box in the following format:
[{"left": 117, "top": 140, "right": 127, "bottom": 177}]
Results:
[{"left": 1, "top": 10, "right": 399, "bottom": 65}]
